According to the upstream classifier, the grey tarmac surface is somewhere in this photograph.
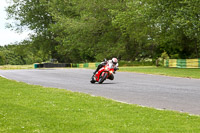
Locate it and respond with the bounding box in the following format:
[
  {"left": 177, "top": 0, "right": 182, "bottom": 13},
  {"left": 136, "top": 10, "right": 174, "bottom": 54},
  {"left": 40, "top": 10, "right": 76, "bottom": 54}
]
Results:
[{"left": 0, "top": 68, "right": 200, "bottom": 115}]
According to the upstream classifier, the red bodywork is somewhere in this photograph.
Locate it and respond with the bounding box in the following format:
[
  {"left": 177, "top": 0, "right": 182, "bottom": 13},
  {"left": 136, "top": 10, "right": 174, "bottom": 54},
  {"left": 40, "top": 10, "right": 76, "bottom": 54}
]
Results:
[{"left": 94, "top": 64, "right": 114, "bottom": 82}]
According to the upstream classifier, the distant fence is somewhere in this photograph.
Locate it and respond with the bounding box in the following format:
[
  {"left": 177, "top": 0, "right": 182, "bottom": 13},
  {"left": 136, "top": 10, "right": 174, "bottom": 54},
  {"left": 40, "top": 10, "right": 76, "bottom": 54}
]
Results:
[
  {"left": 164, "top": 59, "right": 200, "bottom": 68},
  {"left": 34, "top": 62, "right": 100, "bottom": 68}
]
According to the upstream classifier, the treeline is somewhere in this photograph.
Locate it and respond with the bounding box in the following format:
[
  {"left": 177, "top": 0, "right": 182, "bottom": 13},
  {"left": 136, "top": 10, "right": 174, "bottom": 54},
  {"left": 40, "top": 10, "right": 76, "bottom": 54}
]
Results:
[
  {"left": 0, "top": 41, "right": 50, "bottom": 65},
  {"left": 1, "top": 0, "right": 199, "bottom": 65}
]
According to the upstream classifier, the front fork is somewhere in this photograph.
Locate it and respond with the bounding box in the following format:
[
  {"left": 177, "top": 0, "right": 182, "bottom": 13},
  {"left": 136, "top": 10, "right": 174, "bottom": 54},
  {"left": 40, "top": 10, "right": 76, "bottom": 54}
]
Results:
[{"left": 95, "top": 68, "right": 104, "bottom": 81}]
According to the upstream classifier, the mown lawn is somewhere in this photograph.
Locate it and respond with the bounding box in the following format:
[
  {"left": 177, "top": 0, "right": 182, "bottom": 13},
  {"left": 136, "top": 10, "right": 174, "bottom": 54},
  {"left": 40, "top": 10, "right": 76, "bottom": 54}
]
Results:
[
  {"left": 0, "top": 77, "right": 200, "bottom": 133},
  {"left": 119, "top": 66, "right": 200, "bottom": 79}
]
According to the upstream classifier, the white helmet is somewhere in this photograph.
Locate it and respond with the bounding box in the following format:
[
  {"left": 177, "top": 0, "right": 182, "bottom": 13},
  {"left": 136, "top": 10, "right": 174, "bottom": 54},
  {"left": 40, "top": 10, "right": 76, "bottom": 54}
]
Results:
[{"left": 112, "top": 58, "right": 118, "bottom": 65}]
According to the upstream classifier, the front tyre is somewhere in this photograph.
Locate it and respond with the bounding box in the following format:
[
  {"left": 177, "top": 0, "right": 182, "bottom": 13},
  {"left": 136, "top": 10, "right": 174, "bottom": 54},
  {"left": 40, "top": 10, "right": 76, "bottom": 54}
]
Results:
[
  {"left": 90, "top": 75, "right": 96, "bottom": 84},
  {"left": 98, "top": 73, "right": 108, "bottom": 84}
]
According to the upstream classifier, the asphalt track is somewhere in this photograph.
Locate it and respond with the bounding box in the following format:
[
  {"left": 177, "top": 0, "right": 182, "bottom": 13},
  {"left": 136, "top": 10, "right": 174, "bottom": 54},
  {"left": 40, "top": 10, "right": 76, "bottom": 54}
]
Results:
[{"left": 0, "top": 68, "right": 200, "bottom": 115}]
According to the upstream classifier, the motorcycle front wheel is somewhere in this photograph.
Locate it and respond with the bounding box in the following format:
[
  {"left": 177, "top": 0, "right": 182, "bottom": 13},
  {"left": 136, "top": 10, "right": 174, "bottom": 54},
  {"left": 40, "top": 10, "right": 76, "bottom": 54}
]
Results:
[
  {"left": 90, "top": 75, "right": 96, "bottom": 83},
  {"left": 98, "top": 72, "right": 108, "bottom": 84}
]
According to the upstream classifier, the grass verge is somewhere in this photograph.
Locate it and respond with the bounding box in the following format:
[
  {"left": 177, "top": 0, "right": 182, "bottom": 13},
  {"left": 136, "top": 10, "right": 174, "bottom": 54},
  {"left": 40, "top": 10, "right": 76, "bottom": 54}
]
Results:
[
  {"left": 119, "top": 66, "right": 200, "bottom": 79},
  {"left": 0, "top": 77, "right": 200, "bottom": 132},
  {"left": 0, "top": 65, "right": 33, "bottom": 70}
]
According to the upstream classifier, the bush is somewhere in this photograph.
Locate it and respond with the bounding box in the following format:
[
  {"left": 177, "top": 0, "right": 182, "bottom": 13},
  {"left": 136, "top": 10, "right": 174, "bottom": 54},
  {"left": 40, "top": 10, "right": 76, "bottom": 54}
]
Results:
[{"left": 161, "top": 51, "right": 169, "bottom": 59}]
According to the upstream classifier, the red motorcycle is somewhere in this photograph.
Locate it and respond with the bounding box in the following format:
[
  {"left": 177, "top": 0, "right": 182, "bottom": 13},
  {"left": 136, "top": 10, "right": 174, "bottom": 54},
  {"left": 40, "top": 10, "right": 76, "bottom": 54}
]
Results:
[{"left": 90, "top": 64, "right": 118, "bottom": 84}]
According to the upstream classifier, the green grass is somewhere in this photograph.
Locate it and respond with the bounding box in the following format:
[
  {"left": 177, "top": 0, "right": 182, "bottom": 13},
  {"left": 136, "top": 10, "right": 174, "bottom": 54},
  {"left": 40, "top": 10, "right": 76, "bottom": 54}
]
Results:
[
  {"left": 119, "top": 66, "right": 200, "bottom": 79},
  {"left": 0, "top": 77, "right": 200, "bottom": 132},
  {"left": 0, "top": 65, "right": 33, "bottom": 70}
]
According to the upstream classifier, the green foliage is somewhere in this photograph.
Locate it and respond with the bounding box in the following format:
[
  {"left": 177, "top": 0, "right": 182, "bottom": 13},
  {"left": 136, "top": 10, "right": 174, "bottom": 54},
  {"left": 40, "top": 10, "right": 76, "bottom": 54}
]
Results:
[
  {"left": 0, "top": 47, "right": 6, "bottom": 65},
  {"left": 161, "top": 52, "right": 169, "bottom": 60},
  {"left": 4, "top": 0, "right": 200, "bottom": 64},
  {"left": 0, "top": 40, "right": 50, "bottom": 65},
  {"left": 0, "top": 45, "right": 23, "bottom": 65},
  {"left": 170, "top": 54, "right": 180, "bottom": 59}
]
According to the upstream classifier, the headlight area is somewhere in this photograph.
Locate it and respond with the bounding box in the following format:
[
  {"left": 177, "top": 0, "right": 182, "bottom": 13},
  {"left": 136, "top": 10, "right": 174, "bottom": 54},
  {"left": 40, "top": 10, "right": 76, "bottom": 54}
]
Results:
[{"left": 105, "top": 67, "right": 109, "bottom": 71}]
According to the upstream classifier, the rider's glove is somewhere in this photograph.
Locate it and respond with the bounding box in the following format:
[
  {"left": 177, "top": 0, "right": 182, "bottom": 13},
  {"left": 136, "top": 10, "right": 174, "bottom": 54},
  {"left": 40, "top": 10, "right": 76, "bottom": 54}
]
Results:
[{"left": 114, "top": 67, "right": 119, "bottom": 71}]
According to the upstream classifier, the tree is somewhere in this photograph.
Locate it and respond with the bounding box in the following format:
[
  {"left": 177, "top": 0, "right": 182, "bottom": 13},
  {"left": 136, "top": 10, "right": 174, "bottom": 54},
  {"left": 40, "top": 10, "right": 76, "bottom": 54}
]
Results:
[
  {"left": 5, "top": 0, "right": 199, "bottom": 64},
  {"left": 6, "top": 0, "right": 60, "bottom": 61}
]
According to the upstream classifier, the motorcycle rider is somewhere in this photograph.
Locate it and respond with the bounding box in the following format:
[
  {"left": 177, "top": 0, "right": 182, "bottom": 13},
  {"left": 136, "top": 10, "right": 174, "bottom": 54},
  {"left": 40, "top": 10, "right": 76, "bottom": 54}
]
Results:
[{"left": 93, "top": 58, "right": 119, "bottom": 78}]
